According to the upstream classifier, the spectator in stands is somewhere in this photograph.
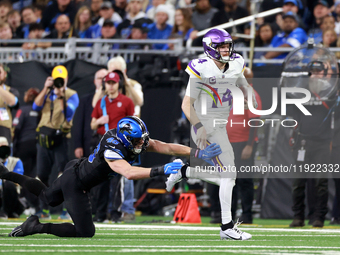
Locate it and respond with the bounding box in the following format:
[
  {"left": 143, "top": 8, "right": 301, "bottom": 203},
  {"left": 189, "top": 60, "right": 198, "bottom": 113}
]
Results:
[
  {"left": 97, "top": 2, "right": 122, "bottom": 28},
  {"left": 311, "top": 15, "right": 335, "bottom": 44},
  {"left": 74, "top": 0, "right": 91, "bottom": 10},
  {"left": 19, "top": 6, "right": 40, "bottom": 39},
  {"left": 167, "top": 0, "right": 191, "bottom": 9},
  {"left": 0, "top": 64, "right": 19, "bottom": 143},
  {"left": 0, "top": 0, "right": 12, "bottom": 23},
  {"left": 190, "top": 0, "right": 217, "bottom": 47},
  {"left": 309, "top": 0, "right": 330, "bottom": 33},
  {"left": 282, "top": 0, "right": 299, "bottom": 14},
  {"left": 146, "top": 0, "right": 174, "bottom": 25},
  {"left": 40, "top": 0, "right": 77, "bottom": 33},
  {"left": 90, "top": 71, "right": 134, "bottom": 223},
  {"left": 21, "top": 23, "right": 45, "bottom": 50},
  {"left": 0, "top": 21, "right": 13, "bottom": 42},
  {"left": 322, "top": 29, "right": 337, "bottom": 47},
  {"left": 117, "top": 0, "right": 148, "bottom": 39},
  {"left": 89, "top": 1, "right": 123, "bottom": 39},
  {"left": 113, "top": 0, "right": 128, "bottom": 20},
  {"left": 12, "top": 88, "right": 40, "bottom": 214},
  {"left": 32, "top": 4, "right": 44, "bottom": 21},
  {"left": 171, "top": 8, "right": 194, "bottom": 44},
  {"left": 90, "top": 0, "right": 103, "bottom": 24},
  {"left": 334, "top": 1, "right": 340, "bottom": 35},
  {"left": 254, "top": 23, "right": 275, "bottom": 61},
  {"left": 147, "top": 4, "right": 172, "bottom": 50},
  {"left": 281, "top": 0, "right": 306, "bottom": 31},
  {"left": 74, "top": 6, "right": 92, "bottom": 38},
  {"left": 191, "top": 0, "right": 218, "bottom": 36},
  {"left": 0, "top": 137, "right": 24, "bottom": 219},
  {"left": 37, "top": 15, "right": 78, "bottom": 48},
  {"left": 122, "top": 21, "right": 149, "bottom": 49},
  {"left": 263, "top": 12, "right": 307, "bottom": 60},
  {"left": 7, "top": 10, "right": 21, "bottom": 38},
  {"left": 0, "top": 21, "right": 22, "bottom": 48},
  {"left": 33, "top": 65, "right": 79, "bottom": 219},
  {"left": 100, "top": 19, "right": 120, "bottom": 49},
  {"left": 210, "top": 0, "right": 249, "bottom": 34}
]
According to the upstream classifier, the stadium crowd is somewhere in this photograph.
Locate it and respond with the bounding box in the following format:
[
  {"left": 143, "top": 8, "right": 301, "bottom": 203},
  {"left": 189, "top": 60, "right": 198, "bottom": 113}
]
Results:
[
  {"left": 0, "top": 0, "right": 340, "bottom": 229},
  {"left": 0, "top": 0, "right": 338, "bottom": 54}
]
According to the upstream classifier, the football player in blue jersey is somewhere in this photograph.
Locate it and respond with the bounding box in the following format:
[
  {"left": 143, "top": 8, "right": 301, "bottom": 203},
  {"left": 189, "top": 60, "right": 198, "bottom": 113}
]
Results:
[{"left": 0, "top": 116, "right": 221, "bottom": 238}]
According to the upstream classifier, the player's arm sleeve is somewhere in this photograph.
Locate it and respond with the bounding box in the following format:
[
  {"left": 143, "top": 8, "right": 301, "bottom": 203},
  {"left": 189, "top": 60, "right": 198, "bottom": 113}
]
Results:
[
  {"left": 104, "top": 149, "right": 124, "bottom": 160},
  {"left": 65, "top": 93, "right": 80, "bottom": 122}
]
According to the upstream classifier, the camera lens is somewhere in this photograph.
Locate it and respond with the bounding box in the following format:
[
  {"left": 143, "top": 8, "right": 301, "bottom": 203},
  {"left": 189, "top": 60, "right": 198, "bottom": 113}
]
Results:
[{"left": 53, "top": 78, "right": 64, "bottom": 88}]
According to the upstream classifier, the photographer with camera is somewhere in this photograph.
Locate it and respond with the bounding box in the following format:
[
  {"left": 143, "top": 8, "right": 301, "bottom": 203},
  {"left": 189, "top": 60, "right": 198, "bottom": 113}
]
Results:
[
  {"left": 32, "top": 65, "right": 79, "bottom": 219},
  {"left": 0, "top": 64, "right": 19, "bottom": 143}
]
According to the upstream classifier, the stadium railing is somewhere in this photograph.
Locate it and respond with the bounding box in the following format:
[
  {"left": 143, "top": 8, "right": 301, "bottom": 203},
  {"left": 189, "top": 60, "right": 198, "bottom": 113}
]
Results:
[
  {"left": 0, "top": 38, "right": 185, "bottom": 65},
  {"left": 1, "top": 38, "right": 337, "bottom": 65}
]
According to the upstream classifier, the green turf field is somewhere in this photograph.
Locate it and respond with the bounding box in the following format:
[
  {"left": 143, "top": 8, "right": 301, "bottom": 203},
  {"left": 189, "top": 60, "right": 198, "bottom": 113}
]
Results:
[{"left": 1, "top": 216, "right": 340, "bottom": 254}]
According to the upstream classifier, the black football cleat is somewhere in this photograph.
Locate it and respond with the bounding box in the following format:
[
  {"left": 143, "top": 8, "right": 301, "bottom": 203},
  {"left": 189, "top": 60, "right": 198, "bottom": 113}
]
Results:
[{"left": 9, "top": 215, "right": 41, "bottom": 237}]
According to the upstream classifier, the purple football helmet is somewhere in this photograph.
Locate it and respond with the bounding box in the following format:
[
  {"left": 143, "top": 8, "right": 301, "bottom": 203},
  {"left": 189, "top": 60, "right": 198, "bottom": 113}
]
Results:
[{"left": 202, "top": 28, "right": 235, "bottom": 63}]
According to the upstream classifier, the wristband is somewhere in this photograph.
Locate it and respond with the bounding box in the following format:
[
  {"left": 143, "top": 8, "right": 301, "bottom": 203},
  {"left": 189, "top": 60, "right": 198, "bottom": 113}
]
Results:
[
  {"left": 190, "top": 148, "right": 201, "bottom": 158},
  {"left": 181, "top": 163, "right": 189, "bottom": 179},
  {"left": 194, "top": 122, "right": 203, "bottom": 130},
  {"left": 150, "top": 166, "right": 164, "bottom": 177}
]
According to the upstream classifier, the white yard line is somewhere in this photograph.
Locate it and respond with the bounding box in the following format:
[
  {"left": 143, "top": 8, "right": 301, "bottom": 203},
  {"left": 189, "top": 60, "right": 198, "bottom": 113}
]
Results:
[
  {"left": 0, "top": 244, "right": 339, "bottom": 249},
  {"left": 0, "top": 249, "right": 338, "bottom": 254}
]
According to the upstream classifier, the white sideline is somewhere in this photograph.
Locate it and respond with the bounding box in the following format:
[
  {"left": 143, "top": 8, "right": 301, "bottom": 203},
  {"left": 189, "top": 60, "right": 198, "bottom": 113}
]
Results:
[{"left": 0, "top": 244, "right": 340, "bottom": 249}]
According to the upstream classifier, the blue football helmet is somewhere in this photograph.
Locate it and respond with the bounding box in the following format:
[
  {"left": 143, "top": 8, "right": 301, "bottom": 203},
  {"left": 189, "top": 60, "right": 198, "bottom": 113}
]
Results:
[{"left": 116, "top": 116, "right": 149, "bottom": 154}]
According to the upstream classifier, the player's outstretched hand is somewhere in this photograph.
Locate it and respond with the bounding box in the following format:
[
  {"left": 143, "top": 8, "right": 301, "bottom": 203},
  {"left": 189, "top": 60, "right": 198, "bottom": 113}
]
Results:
[
  {"left": 164, "top": 161, "right": 184, "bottom": 175},
  {"left": 198, "top": 143, "right": 222, "bottom": 166}
]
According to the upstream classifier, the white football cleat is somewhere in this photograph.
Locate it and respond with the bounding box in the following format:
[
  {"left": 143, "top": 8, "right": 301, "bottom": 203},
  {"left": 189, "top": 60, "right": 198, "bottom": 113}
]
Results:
[
  {"left": 165, "top": 159, "right": 184, "bottom": 192},
  {"left": 220, "top": 220, "right": 252, "bottom": 240}
]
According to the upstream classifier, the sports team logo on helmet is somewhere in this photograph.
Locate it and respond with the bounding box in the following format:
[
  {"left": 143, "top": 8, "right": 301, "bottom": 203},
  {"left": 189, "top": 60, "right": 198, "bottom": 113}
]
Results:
[
  {"left": 117, "top": 116, "right": 149, "bottom": 154},
  {"left": 202, "top": 28, "right": 235, "bottom": 63},
  {"left": 119, "top": 123, "right": 133, "bottom": 134}
]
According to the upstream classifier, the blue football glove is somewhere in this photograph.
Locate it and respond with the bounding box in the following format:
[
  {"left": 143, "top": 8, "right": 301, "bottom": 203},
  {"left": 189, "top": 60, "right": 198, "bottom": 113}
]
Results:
[
  {"left": 196, "top": 143, "right": 222, "bottom": 166},
  {"left": 164, "top": 161, "right": 184, "bottom": 175}
]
